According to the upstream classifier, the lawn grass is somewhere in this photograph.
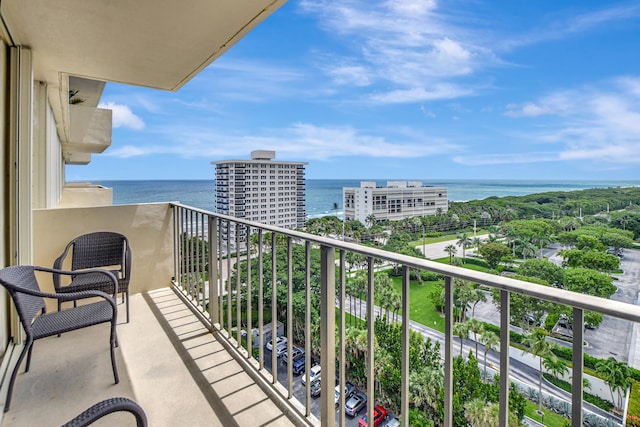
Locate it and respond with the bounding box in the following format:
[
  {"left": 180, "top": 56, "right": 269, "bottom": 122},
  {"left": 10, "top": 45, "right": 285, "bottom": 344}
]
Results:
[
  {"left": 388, "top": 275, "right": 445, "bottom": 332},
  {"left": 524, "top": 400, "right": 568, "bottom": 427},
  {"left": 627, "top": 380, "right": 640, "bottom": 427},
  {"left": 409, "top": 231, "right": 489, "bottom": 247}
]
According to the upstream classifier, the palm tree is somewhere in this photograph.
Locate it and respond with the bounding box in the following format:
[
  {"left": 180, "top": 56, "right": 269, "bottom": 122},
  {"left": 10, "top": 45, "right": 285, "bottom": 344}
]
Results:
[
  {"left": 464, "top": 398, "right": 487, "bottom": 427},
  {"left": 444, "top": 244, "right": 457, "bottom": 264},
  {"left": 457, "top": 233, "right": 472, "bottom": 262},
  {"left": 365, "top": 214, "right": 376, "bottom": 228},
  {"left": 455, "top": 279, "right": 474, "bottom": 322},
  {"left": 596, "top": 357, "right": 633, "bottom": 412},
  {"left": 479, "top": 331, "right": 499, "bottom": 379},
  {"left": 453, "top": 322, "right": 469, "bottom": 357},
  {"left": 543, "top": 356, "right": 569, "bottom": 381},
  {"left": 522, "top": 329, "right": 556, "bottom": 415},
  {"left": 466, "top": 318, "right": 484, "bottom": 358},
  {"left": 518, "top": 239, "right": 536, "bottom": 260},
  {"left": 410, "top": 366, "right": 443, "bottom": 416},
  {"left": 469, "top": 287, "right": 487, "bottom": 318},
  {"left": 472, "top": 236, "right": 482, "bottom": 250}
]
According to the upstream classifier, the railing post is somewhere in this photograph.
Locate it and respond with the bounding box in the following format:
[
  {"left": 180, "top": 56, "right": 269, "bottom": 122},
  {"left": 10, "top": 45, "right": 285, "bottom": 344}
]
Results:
[
  {"left": 444, "top": 276, "right": 453, "bottom": 427},
  {"left": 246, "top": 226, "right": 252, "bottom": 354},
  {"left": 366, "top": 256, "right": 375, "bottom": 422},
  {"left": 338, "top": 250, "right": 346, "bottom": 427},
  {"left": 236, "top": 225, "right": 241, "bottom": 347},
  {"left": 286, "top": 236, "right": 293, "bottom": 398},
  {"left": 304, "top": 242, "right": 312, "bottom": 417},
  {"left": 258, "top": 229, "right": 264, "bottom": 369},
  {"left": 572, "top": 307, "right": 584, "bottom": 427},
  {"left": 499, "top": 289, "right": 510, "bottom": 427},
  {"left": 401, "top": 266, "right": 410, "bottom": 427},
  {"left": 208, "top": 216, "right": 218, "bottom": 325},
  {"left": 271, "top": 232, "right": 278, "bottom": 384},
  {"left": 320, "top": 245, "right": 336, "bottom": 427}
]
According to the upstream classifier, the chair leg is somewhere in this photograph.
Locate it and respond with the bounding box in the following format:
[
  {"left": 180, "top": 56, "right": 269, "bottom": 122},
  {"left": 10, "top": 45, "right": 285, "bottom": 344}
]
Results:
[
  {"left": 110, "top": 320, "right": 119, "bottom": 384},
  {"left": 25, "top": 341, "right": 35, "bottom": 372},
  {"left": 126, "top": 290, "right": 130, "bottom": 323},
  {"left": 4, "top": 338, "right": 33, "bottom": 412}
]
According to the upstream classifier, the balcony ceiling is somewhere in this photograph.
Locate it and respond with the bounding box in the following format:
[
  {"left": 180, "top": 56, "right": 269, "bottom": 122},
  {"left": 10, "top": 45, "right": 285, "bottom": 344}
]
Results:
[
  {"left": 0, "top": 0, "right": 286, "bottom": 147},
  {"left": 1, "top": 0, "right": 286, "bottom": 91}
]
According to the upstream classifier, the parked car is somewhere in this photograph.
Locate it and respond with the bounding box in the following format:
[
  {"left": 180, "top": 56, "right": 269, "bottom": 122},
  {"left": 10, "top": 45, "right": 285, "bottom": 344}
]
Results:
[
  {"left": 292, "top": 356, "right": 307, "bottom": 375},
  {"left": 358, "top": 405, "right": 388, "bottom": 427},
  {"left": 309, "top": 377, "right": 322, "bottom": 397},
  {"left": 382, "top": 416, "right": 400, "bottom": 427},
  {"left": 334, "top": 382, "right": 356, "bottom": 407},
  {"left": 382, "top": 416, "right": 399, "bottom": 427},
  {"left": 302, "top": 364, "right": 321, "bottom": 385},
  {"left": 345, "top": 392, "right": 367, "bottom": 417},
  {"left": 275, "top": 342, "right": 288, "bottom": 357},
  {"left": 266, "top": 336, "right": 287, "bottom": 351},
  {"left": 283, "top": 346, "right": 305, "bottom": 364}
]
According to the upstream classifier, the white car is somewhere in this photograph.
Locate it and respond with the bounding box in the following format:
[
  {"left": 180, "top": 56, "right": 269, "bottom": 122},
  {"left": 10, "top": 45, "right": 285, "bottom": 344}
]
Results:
[
  {"left": 301, "top": 364, "right": 321, "bottom": 385},
  {"left": 383, "top": 417, "right": 400, "bottom": 427},
  {"left": 275, "top": 342, "right": 288, "bottom": 357},
  {"left": 266, "top": 336, "right": 287, "bottom": 351}
]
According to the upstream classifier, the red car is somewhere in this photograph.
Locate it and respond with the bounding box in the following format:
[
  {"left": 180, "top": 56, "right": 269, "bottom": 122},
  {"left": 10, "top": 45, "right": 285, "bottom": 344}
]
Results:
[{"left": 358, "top": 405, "right": 387, "bottom": 427}]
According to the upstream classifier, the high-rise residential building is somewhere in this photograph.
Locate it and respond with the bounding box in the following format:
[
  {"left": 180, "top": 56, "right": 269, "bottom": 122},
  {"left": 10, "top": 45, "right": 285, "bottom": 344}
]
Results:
[
  {"left": 212, "top": 150, "right": 307, "bottom": 230},
  {"left": 344, "top": 181, "right": 448, "bottom": 224}
]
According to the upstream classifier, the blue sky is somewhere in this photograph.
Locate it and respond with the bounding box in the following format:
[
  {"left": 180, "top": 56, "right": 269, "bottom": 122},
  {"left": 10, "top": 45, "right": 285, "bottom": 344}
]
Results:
[{"left": 67, "top": 0, "right": 640, "bottom": 181}]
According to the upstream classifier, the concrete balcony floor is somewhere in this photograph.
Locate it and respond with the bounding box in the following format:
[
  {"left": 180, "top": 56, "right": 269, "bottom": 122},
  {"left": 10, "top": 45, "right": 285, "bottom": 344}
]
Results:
[{"left": 0, "top": 288, "right": 299, "bottom": 426}]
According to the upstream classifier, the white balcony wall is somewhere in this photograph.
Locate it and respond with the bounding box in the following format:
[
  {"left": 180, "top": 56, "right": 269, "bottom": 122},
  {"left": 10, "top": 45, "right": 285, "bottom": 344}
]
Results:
[
  {"left": 33, "top": 203, "right": 175, "bottom": 310},
  {"left": 59, "top": 184, "right": 113, "bottom": 208}
]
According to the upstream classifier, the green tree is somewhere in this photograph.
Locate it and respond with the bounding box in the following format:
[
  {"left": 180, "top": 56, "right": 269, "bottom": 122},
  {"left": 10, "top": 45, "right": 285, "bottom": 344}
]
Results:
[
  {"left": 563, "top": 267, "right": 616, "bottom": 297},
  {"left": 522, "top": 329, "right": 556, "bottom": 415},
  {"left": 466, "top": 318, "right": 484, "bottom": 358},
  {"left": 596, "top": 357, "right": 633, "bottom": 411},
  {"left": 453, "top": 322, "right": 469, "bottom": 357},
  {"left": 543, "top": 355, "right": 569, "bottom": 381},
  {"left": 518, "top": 258, "right": 564, "bottom": 287},
  {"left": 456, "top": 233, "right": 472, "bottom": 262},
  {"left": 444, "top": 244, "right": 457, "bottom": 264},
  {"left": 478, "top": 242, "right": 510, "bottom": 269},
  {"left": 479, "top": 331, "right": 499, "bottom": 379}
]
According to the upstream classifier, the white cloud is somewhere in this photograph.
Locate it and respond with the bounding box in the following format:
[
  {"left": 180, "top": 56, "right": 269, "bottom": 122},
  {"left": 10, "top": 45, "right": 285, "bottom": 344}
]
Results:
[
  {"left": 299, "top": 1, "right": 494, "bottom": 104},
  {"left": 504, "top": 103, "right": 555, "bottom": 117},
  {"left": 453, "top": 152, "right": 559, "bottom": 166},
  {"left": 502, "top": 76, "right": 640, "bottom": 164},
  {"left": 106, "top": 122, "right": 461, "bottom": 161},
  {"left": 369, "top": 84, "right": 473, "bottom": 104},
  {"left": 98, "top": 102, "right": 145, "bottom": 130}
]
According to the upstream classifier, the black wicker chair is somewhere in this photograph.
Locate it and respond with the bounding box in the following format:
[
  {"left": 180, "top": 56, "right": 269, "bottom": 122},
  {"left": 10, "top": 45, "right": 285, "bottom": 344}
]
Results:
[
  {"left": 53, "top": 232, "right": 132, "bottom": 322},
  {"left": 61, "top": 397, "right": 147, "bottom": 427},
  {"left": 0, "top": 265, "right": 119, "bottom": 413}
]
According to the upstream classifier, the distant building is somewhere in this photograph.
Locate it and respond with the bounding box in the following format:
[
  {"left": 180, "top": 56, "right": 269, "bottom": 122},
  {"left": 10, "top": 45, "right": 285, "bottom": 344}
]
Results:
[
  {"left": 212, "top": 150, "right": 307, "bottom": 230},
  {"left": 343, "top": 181, "right": 448, "bottom": 224}
]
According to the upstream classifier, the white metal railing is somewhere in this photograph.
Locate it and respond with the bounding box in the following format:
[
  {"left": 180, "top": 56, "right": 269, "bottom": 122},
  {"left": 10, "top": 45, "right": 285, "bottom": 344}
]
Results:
[{"left": 171, "top": 203, "right": 640, "bottom": 427}]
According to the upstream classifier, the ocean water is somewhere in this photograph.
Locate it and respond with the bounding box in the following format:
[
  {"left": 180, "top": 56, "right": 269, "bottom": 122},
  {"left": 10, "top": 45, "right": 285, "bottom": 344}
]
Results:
[{"left": 92, "top": 179, "right": 640, "bottom": 219}]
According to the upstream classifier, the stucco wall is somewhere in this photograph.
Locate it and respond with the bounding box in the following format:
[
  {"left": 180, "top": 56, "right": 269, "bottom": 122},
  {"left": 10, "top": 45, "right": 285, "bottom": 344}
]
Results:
[{"left": 33, "top": 203, "right": 174, "bottom": 298}]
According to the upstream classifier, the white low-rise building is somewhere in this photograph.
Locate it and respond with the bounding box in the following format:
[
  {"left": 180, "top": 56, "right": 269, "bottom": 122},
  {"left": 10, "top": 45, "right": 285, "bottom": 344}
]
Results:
[{"left": 343, "top": 181, "right": 448, "bottom": 224}]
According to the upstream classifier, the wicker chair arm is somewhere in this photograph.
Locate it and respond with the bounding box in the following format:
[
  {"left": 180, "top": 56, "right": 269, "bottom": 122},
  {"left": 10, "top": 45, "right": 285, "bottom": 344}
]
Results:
[
  {"left": 37, "top": 266, "right": 118, "bottom": 297},
  {"left": 52, "top": 241, "right": 75, "bottom": 288},
  {"left": 61, "top": 397, "right": 147, "bottom": 427}
]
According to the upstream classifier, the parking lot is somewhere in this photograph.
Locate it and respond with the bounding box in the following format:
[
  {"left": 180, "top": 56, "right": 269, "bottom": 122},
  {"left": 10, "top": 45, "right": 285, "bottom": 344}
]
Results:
[{"left": 262, "top": 347, "right": 394, "bottom": 426}]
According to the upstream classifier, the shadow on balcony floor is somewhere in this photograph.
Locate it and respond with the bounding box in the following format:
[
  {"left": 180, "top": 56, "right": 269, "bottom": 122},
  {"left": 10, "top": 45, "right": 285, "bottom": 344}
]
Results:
[{"left": 1, "top": 288, "right": 298, "bottom": 426}]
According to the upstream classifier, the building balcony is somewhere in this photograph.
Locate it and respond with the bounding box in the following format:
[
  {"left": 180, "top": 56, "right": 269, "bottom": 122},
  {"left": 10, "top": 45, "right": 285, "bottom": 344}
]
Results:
[{"left": 5, "top": 202, "right": 640, "bottom": 427}]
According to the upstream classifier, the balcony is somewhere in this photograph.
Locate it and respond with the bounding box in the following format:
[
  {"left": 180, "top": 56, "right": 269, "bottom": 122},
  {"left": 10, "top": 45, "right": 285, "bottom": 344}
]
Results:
[{"left": 8, "top": 202, "right": 640, "bottom": 427}]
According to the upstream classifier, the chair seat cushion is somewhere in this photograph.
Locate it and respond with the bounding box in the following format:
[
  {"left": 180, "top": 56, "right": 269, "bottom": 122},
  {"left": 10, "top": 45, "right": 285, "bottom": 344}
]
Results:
[
  {"left": 31, "top": 300, "right": 114, "bottom": 339},
  {"left": 58, "top": 271, "right": 128, "bottom": 294}
]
